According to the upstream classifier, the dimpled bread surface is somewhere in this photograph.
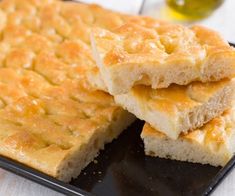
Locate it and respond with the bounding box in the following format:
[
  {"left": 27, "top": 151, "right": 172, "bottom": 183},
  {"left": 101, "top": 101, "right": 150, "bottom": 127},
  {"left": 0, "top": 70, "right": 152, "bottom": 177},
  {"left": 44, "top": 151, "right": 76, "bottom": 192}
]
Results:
[
  {"left": 91, "top": 19, "right": 235, "bottom": 95},
  {"left": 0, "top": 0, "right": 136, "bottom": 182}
]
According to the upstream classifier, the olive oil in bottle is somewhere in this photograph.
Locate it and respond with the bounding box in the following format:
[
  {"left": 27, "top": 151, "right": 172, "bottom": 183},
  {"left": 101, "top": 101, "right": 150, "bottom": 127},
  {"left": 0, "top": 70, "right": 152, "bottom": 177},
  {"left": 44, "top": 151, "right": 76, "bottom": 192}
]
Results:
[{"left": 166, "top": 0, "right": 224, "bottom": 20}]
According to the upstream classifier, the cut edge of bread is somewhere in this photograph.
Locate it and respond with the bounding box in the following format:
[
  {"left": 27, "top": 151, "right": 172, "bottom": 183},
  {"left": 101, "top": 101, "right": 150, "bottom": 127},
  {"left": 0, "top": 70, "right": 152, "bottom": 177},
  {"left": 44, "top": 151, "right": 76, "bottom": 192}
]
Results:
[
  {"left": 115, "top": 80, "right": 235, "bottom": 139},
  {"left": 141, "top": 122, "right": 235, "bottom": 167},
  {"left": 90, "top": 32, "right": 111, "bottom": 92},
  {"left": 86, "top": 67, "right": 108, "bottom": 92},
  {"left": 92, "top": 59, "right": 235, "bottom": 95},
  {"left": 91, "top": 29, "right": 235, "bottom": 95},
  {"left": 56, "top": 110, "right": 136, "bottom": 182}
]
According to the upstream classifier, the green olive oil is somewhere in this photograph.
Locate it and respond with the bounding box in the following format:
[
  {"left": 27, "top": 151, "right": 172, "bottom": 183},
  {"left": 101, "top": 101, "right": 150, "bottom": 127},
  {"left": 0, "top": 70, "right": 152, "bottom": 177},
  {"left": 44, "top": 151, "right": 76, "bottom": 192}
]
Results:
[{"left": 166, "top": 0, "right": 224, "bottom": 20}]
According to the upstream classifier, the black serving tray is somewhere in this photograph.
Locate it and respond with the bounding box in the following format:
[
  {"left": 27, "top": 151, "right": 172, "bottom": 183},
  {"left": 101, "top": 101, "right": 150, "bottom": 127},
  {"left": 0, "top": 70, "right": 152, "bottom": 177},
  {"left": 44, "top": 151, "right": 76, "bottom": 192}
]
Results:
[{"left": 1, "top": 119, "right": 235, "bottom": 196}]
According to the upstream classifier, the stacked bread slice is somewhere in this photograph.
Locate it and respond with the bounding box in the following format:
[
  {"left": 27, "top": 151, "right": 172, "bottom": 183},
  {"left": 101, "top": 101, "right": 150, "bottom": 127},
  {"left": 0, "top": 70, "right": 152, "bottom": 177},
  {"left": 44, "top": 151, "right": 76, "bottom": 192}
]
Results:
[{"left": 91, "top": 17, "right": 235, "bottom": 166}]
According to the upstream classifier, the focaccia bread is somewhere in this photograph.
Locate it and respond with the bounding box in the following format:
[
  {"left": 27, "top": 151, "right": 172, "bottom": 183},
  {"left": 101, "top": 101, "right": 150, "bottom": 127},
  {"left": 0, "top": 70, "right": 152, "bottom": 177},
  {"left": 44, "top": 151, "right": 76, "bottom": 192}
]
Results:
[
  {"left": 141, "top": 108, "right": 235, "bottom": 166},
  {"left": 115, "top": 79, "right": 235, "bottom": 139},
  {"left": 0, "top": 0, "right": 130, "bottom": 42},
  {"left": 0, "top": 0, "right": 136, "bottom": 182},
  {"left": 0, "top": 0, "right": 131, "bottom": 90},
  {"left": 0, "top": 68, "right": 135, "bottom": 182},
  {"left": 91, "top": 21, "right": 235, "bottom": 94}
]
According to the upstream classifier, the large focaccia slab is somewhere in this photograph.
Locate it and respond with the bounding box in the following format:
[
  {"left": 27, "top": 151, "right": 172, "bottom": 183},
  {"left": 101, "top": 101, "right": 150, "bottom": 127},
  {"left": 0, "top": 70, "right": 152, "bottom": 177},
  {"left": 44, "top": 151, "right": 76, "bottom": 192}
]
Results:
[
  {"left": 115, "top": 80, "right": 235, "bottom": 139},
  {"left": 141, "top": 108, "right": 235, "bottom": 166},
  {"left": 0, "top": 68, "right": 135, "bottom": 182},
  {"left": 91, "top": 19, "right": 235, "bottom": 94},
  {"left": 0, "top": 0, "right": 135, "bottom": 182}
]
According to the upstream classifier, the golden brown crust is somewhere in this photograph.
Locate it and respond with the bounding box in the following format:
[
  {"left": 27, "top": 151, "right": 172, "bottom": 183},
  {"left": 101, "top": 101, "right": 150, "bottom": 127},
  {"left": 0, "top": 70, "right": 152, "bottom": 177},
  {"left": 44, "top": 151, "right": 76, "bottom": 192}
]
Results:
[
  {"left": 0, "top": 65, "right": 126, "bottom": 177},
  {"left": 92, "top": 18, "right": 235, "bottom": 94},
  {"left": 96, "top": 21, "right": 234, "bottom": 67},
  {"left": 0, "top": 0, "right": 134, "bottom": 180}
]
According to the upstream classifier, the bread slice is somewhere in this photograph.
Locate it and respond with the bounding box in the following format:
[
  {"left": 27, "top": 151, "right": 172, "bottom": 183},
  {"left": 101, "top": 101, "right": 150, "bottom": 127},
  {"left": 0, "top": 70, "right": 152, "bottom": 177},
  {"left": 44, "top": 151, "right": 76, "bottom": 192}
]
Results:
[
  {"left": 91, "top": 20, "right": 235, "bottom": 95},
  {"left": 115, "top": 79, "right": 235, "bottom": 139},
  {"left": 141, "top": 108, "right": 235, "bottom": 166}
]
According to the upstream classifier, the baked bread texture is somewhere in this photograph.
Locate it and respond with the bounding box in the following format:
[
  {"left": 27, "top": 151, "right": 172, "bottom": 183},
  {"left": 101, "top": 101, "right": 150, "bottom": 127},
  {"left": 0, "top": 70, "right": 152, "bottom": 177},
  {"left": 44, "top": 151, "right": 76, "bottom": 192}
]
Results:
[
  {"left": 141, "top": 108, "right": 235, "bottom": 166},
  {"left": 91, "top": 20, "right": 235, "bottom": 95},
  {"left": 0, "top": 0, "right": 136, "bottom": 182},
  {"left": 0, "top": 68, "right": 135, "bottom": 182},
  {"left": 115, "top": 79, "right": 235, "bottom": 139},
  {"left": 0, "top": 0, "right": 131, "bottom": 87}
]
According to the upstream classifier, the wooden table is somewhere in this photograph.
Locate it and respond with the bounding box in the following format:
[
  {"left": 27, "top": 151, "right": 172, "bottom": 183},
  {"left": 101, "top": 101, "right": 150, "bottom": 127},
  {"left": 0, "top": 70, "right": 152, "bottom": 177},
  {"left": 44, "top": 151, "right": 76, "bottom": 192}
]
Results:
[{"left": 1, "top": 0, "right": 235, "bottom": 195}]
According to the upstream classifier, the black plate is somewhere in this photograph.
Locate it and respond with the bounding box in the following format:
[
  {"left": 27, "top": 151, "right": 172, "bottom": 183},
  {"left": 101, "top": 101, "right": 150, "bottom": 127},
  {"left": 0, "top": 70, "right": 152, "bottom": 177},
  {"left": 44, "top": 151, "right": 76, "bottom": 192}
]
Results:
[{"left": 1, "top": 119, "right": 235, "bottom": 196}]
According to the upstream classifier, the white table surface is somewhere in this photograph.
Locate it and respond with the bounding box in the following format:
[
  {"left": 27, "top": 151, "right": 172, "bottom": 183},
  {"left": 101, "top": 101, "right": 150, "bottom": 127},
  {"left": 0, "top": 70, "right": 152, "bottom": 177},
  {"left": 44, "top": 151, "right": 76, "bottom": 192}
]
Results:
[{"left": 1, "top": 0, "right": 235, "bottom": 195}]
